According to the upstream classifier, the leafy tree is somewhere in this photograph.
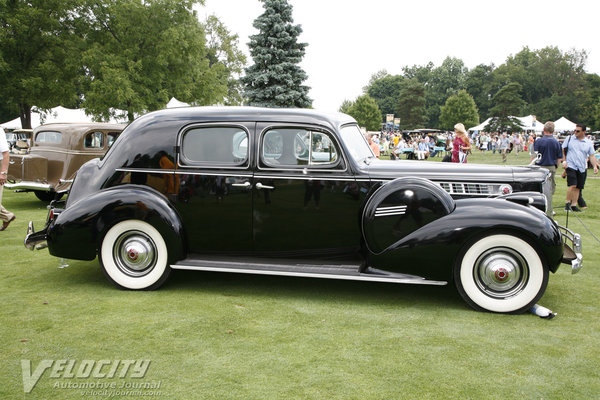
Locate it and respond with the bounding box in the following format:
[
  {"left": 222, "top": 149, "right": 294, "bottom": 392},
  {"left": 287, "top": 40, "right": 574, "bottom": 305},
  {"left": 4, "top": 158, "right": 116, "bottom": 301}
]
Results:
[
  {"left": 492, "top": 46, "right": 589, "bottom": 122},
  {"left": 439, "top": 90, "right": 479, "bottom": 130},
  {"left": 486, "top": 82, "right": 525, "bottom": 132},
  {"left": 465, "top": 64, "right": 495, "bottom": 120},
  {"left": 347, "top": 95, "right": 381, "bottom": 131},
  {"left": 338, "top": 99, "right": 354, "bottom": 114},
  {"left": 204, "top": 15, "right": 247, "bottom": 106},
  {"left": 241, "top": 0, "right": 311, "bottom": 108},
  {"left": 0, "top": 0, "right": 82, "bottom": 128},
  {"left": 80, "top": 0, "right": 230, "bottom": 122},
  {"left": 365, "top": 72, "right": 404, "bottom": 122},
  {"left": 396, "top": 78, "right": 426, "bottom": 129},
  {"left": 425, "top": 57, "right": 468, "bottom": 128}
]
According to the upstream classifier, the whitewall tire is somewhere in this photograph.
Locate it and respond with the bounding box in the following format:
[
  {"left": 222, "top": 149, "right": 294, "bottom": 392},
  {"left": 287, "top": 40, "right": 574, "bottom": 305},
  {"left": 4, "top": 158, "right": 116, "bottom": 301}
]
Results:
[
  {"left": 100, "top": 220, "right": 170, "bottom": 290},
  {"left": 455, "top": 234, "right": 548, "bottom": 313}
]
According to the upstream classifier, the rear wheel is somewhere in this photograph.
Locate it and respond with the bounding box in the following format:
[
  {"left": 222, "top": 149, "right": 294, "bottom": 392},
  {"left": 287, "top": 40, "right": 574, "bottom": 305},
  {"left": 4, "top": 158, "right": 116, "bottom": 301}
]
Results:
[
  {"left": 99, "top": 220, "right": 170, "bottom": 290},
  {"left": 34, "top": 190, "right": 63, "bottom": 202},
  {"left": 454, "top": 234, "right": 548, "bottom": 313}
]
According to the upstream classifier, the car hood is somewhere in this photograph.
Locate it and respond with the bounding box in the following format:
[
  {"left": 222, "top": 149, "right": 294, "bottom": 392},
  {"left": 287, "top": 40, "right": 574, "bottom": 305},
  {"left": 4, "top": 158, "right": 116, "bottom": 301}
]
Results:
[{"left": 364, "top": 159, "right": 547, "bottom": 183}]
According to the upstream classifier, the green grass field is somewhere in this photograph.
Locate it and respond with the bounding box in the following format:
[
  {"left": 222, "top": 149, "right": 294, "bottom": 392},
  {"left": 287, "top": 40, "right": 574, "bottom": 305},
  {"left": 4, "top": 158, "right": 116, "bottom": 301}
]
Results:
[{"left": 2, "top": 151, "right": 599, "bottom": 399}]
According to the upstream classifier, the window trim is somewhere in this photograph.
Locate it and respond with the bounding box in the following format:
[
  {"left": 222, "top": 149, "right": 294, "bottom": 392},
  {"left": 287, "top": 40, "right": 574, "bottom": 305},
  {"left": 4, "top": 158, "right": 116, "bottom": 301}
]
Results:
[
  {"left": 257, "top": 125, "right": 346, "bottom": 172},
  {"left": 177, "top": 123, "right": 252, "bottom": 169}
]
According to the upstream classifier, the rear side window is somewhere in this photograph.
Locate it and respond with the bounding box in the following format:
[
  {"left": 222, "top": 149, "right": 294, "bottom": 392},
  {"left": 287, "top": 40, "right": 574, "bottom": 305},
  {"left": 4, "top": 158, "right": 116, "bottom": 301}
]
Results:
[
  {"left": 181, "top": 126, "right": 248, "bottom": 166},
  {"left": 84, "top": 131, "right": 104, "bottom": 148},
  {"left": 35, "top": 131, "right": 62, "bottom": 144},
  {"left": 262, "top": 128, "right": 338, "bottom": 167}
]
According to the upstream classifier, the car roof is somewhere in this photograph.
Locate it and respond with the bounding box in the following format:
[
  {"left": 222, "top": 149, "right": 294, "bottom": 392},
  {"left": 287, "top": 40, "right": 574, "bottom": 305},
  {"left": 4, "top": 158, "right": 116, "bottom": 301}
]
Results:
[
  {"left": 133, "top": 106, "right": 357, "bottom": 131},
  {"left": 33, "top": 122, "right": 126, "bottom": 134}
]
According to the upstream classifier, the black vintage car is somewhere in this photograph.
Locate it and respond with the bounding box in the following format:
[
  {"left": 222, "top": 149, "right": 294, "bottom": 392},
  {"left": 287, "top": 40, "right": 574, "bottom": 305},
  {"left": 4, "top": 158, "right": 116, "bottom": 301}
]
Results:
[{"left": 25, "top": 107, "right": 582, "bottom": 314}]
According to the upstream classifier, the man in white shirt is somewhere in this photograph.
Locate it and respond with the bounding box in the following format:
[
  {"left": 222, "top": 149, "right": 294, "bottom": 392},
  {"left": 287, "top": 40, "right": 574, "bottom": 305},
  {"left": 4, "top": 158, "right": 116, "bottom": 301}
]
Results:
[
  {"left": 561, "top": 124, "right": 599, "bottom": 212},
  {"left": 0, "top": 127, "right": 16, "bottom": 230}
]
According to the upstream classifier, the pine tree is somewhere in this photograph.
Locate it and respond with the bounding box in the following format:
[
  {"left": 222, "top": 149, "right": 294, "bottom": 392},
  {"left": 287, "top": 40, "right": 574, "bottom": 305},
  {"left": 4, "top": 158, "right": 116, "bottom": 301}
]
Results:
[{"left": 241, "top": 0, "right": 311, "bottom": 108}]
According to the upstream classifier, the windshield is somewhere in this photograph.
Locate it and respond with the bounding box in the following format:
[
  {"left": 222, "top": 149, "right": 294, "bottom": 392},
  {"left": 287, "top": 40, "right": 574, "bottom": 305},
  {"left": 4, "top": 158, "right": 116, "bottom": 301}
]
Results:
[{"left": 339, "top": 124, "right": 374, "bottom": 162}]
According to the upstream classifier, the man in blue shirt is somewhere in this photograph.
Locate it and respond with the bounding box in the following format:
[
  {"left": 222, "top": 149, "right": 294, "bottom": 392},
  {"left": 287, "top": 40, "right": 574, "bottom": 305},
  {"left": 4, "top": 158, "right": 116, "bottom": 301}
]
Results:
[
  {"left": 532, "top": 121, "right": 562, "bottom": 216},
  {"left": 561, "top": 124, "right": 599, "bottom": 212}
]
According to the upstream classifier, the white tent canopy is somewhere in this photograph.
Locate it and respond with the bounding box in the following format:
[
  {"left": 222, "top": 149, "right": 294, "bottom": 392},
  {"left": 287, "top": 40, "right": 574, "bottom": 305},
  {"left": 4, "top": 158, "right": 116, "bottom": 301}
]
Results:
[
  {"left": 553, "top": 116, "right": 576, "bottom": 132},
  {"left": 516, "top": 115, "right": 543, "bottom": 132},
  {"left": 468, "top": 115, "right": 543, "bottom": 132},
  {"left": 1, "top": 106, "right": 128, "bottom": 130},
  {"left": 166, "top": 97, "right": 190, "bottom": 108},
  {"left": 468, "top": 118, "right": 492, "bottom": 132}
]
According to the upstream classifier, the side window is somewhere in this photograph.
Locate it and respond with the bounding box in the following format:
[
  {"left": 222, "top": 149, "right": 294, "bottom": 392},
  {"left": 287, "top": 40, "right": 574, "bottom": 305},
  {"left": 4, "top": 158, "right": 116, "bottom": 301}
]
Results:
[
  {"left": 84, "top": 131, "right": 104, "bottom": 148},
  {"left": 181, "top": 126, "right": 248, "bottom": 166},
  {"left": 262, "top": 128, "right": 338, "bottom": 167},
  {"left": 35, "top": 131, "right": 62, "bottom": 144}
]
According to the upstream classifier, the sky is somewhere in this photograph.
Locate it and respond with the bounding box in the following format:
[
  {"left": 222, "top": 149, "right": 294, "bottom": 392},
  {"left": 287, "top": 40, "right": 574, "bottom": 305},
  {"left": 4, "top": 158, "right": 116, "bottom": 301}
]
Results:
[{"left": 199, "top": 0, "right": 600, "bottom": 113}]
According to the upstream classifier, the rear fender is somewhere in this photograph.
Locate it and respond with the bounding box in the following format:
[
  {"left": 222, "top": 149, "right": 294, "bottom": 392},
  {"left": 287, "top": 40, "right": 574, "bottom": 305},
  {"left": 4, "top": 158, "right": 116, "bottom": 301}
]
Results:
[{"left": 47, "top": 185, "right": 185, "bottom": 262}]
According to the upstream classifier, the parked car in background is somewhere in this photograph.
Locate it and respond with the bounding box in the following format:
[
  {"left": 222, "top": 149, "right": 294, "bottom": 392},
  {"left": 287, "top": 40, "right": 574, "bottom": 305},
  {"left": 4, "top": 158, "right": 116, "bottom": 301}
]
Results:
[
  {"left": 25, "top": 107, "right": 582, "bottom": 314},
  {"left": 6, "top": 122, "right": 125, "bottom": 201},
  {"left": 5, "top": 128, "right": 33, "bottom": 152}
]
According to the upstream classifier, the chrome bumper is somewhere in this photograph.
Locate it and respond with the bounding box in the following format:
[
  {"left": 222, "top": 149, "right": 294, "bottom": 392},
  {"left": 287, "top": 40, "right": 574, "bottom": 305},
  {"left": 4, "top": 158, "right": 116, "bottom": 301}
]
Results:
[
  {"left": 5, "top": 181, "right": 52, "bottom": 191},
  {"left": 558, "top": 225, "right": 582, "bottom": 274},
  {"left": 25, "top": 221, "right": 48, "bottom": 250}
]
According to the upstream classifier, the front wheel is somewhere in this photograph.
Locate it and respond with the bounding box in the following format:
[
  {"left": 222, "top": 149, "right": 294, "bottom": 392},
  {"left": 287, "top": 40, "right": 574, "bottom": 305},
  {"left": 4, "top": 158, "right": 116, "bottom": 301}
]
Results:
[
  {"left": 454, "top": 234, "right": 548, "bottom": 313},
  {"left": 99, "top": 220, "right": 171, "bottom": 290}
]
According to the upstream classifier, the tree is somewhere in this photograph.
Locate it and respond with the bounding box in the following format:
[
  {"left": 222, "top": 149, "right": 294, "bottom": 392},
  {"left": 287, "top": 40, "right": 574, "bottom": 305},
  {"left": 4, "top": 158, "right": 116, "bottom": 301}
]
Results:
[
  {"left": 486, "top": 82, "right": 525, "bottom": 132},
  {"left": 364, "top": 72, "right": 404, "bottom": 122},
  {"left": 204, "top": 15, "right": 247, "bottom": 106},
  {"left": 425, "top": 57, "right": 468, "bottom": 128},
  {"left": 241, "top": 0, "right": 311, "bottom": 108},
  {"left": 492, "top": 46, "right": 589, "bottom": 122},
  {"left": 465, "top": 63, "right": 495, "bottom": 120},
  {"left": 396, "top": 78, "right": 427, "bottom": 129},
  {"left": 439, "top": 90, "right": 479, "bottom": 130},
  {"left": 338, "top": 99, "right": 354, "bottom": 114},
  {"left": 80, "top": 0, "right": 230, "bottom": 122},
  {"left": 346, "top": 95, "right": 381, "bottom": 131},
  {"left": 0, "top": 0, "right": 82, "bottom": 128}
]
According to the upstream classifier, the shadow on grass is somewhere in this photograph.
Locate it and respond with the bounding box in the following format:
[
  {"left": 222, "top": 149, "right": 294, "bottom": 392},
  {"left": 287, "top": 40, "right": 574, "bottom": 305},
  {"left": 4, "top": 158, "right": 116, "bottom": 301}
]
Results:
[
  {"left": 166, "top": 268, "right": 466, "bottom": 312},
  {"left": 53, "top": 259, "right": 467, "bottom": 312}
]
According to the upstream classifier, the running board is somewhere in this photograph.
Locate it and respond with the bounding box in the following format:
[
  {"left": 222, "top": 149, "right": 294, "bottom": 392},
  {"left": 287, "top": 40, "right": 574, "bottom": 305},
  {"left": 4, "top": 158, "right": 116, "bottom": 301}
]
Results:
[{"left": 171, "top": 258, "right": 447, "bottom": 286}]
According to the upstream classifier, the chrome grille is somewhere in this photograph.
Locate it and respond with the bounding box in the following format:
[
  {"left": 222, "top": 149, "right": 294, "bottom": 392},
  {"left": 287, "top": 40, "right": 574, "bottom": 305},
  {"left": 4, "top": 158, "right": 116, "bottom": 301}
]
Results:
[{"left": 439, "top": 182, "right": 501, "bottom": 196}]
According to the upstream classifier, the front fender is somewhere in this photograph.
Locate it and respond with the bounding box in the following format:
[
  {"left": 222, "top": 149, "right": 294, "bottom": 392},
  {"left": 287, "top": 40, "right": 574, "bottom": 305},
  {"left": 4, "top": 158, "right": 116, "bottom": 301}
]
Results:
[
  {"left": 368, "top": 198, "right": 563, "bottom": 280},
  {"left": 47, "top": 185, "right": 185, "bottom": 262}
]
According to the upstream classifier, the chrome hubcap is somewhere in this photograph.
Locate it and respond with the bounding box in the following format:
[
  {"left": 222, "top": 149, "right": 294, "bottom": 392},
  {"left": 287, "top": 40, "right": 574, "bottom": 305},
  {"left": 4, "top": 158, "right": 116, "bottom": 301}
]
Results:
[
  {"left": 114, "top": 231, "right": 156, "bottom": 276},
  {"left": 474, "top": 248, "right": 529, "bottom": 298}
]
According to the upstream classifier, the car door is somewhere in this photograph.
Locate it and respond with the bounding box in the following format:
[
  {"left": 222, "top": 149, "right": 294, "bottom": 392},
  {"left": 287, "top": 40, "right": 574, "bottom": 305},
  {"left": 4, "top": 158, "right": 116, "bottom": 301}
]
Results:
[
  {"left": 175, "top": 123, "right": 255, "bottom": 253},
  {"left": 253, "top": 123, "right": 362, "bottom": 257}
]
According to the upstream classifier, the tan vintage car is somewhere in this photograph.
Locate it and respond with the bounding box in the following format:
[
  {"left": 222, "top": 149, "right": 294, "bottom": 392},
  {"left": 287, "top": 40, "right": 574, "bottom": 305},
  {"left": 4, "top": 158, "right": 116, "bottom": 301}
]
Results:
[{"left": 6, "top": 122, "right": 125, "bottom": 201}]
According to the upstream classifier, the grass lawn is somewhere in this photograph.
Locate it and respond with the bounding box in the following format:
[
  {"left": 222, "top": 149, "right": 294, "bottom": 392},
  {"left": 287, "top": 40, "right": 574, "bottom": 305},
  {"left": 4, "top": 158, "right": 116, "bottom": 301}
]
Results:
[{"left": 1, "top": 151, "right": 599, "bottom": 399}]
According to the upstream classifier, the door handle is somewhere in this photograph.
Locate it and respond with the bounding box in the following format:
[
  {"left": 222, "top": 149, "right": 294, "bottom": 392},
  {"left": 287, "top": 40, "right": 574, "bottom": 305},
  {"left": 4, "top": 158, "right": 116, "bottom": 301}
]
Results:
[
  {"left": 232, "top": 181, "right": 251, "bottom": 188},
  {"left": 256, "top": 182, "right": 274, "bottom": 190}
]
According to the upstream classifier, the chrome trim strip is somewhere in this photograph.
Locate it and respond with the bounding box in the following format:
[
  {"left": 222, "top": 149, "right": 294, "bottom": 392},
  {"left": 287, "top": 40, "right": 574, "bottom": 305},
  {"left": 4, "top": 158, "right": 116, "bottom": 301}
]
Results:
[
  {"left": 117, "top": 167, "right": 357, "bottom": 181},
  {"left": 116, "top": 168, "right": 176, "bottom": 175},
  {"left": 254, "top": 174, "right": 355, "bottom": 182},
  {"left": 170, "top": 264, "right": 448, "bottom": 286},
  {"left": 174, "top": 170, "right": 252, "bottom": 178},
  {"left": 30, "top": 148, "right": 105, "bottom": 156},
  {"left": 375, "top": 205, "right": 407, "bottom": 217}
]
